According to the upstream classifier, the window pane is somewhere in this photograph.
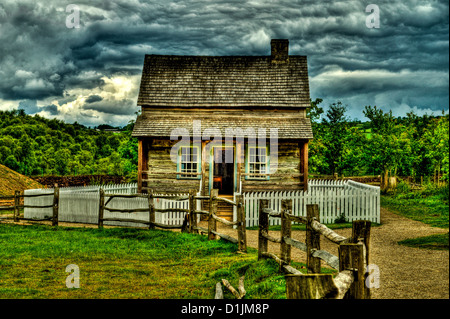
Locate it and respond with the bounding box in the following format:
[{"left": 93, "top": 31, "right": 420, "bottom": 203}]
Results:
[
  {"left": 179, "top": 147, "right": 199, "bottom": 177},
  {"left": 248, "top": 147, "right": 268, "bottom": 179}
]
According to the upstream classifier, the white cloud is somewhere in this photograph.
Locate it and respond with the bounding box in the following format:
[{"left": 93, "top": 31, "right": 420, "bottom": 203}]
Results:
[{"left": 243, "top": 29, "right": 271, "bottom": 50}]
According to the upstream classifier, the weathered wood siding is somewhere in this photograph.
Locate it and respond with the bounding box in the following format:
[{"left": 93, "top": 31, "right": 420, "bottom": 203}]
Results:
[
  {"left": 142, "top": 138, "right": 307, "bottom": 194},
  {"left": 144, "top": 139, "right": 201, "bottom": 192},
  {"left": 240, "top": 140, "right": 306, "bottom": 192}
]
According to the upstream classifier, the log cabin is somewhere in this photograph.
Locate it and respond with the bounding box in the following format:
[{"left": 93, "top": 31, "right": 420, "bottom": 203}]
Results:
[{"left": 132, "top": 39, "right": 313, "bottom": 219}]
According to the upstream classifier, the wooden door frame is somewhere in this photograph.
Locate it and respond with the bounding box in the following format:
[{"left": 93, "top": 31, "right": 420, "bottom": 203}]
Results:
[{"left": 208, "top": 144, "right": 237, "bottom": 195}]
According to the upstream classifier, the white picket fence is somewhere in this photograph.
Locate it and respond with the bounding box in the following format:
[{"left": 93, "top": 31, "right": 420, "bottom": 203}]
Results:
[
  {"left": 24, "top": 183, "right": 192, "bottom": 227},
  {"left": 24, "top": 179, "right": 379, "bottom": 228},
  {"left": 243, "top": 179, "right": 380, "bottom": 227}
]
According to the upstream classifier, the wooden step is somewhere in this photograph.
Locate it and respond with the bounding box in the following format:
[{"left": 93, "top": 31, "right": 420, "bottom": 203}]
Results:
[
  {"left": 216, "top": 212, "right": 233, "bottom": 221},
  {"left": 202, "top": 195, "right": 234, "bottom": 221}
]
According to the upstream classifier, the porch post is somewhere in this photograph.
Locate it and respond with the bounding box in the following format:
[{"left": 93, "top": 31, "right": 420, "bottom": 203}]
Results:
[
  {"left": 300, "top": 140, "right": 309, "bottom": 191},
  {"left": 138, "top": 138, "right": 149, "bottom": 194},
  {"left": 138, "top": 139, "right": 143, "bottom": 194},
  {"left": 236, "top": 139, "right": 243, "bottom": 193},
  {"left": 201, "top": 140, "right": 207, "bottom": 196}
]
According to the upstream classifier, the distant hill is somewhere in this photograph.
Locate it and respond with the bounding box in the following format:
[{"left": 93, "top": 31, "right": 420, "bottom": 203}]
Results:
[
  {"left": 0, "top": 110, "right": 137, "bottom": 178},
  {"left": 0, "top": 163, "right": 43, "bottom": 198}
]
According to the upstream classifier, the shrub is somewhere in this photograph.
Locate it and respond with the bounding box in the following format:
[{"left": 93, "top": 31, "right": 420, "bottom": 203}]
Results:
[
  {"left": 334, "top": 213, "right": 348, "bottom": 224},
  {"left": 394, "top": 180, "right": 411, "bottom": 194}
]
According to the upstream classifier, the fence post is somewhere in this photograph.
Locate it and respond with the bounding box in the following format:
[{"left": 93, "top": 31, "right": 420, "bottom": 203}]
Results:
[
  {"left": 338, "top": 243, "right": 366, "bottom": 299},
  {"left": 98, "top": 188, "right": 104, "bottom": 228},
  {"left": 306, "top": 204, "right": 321, "bottom": 273},
  {"left": 280, "top": 199, "right": 292, "bottom": 265},
  {"left": 189, "top": 189, "right": 197, "bottom": 234},
  {"left": 236, "top": 194, "right": 246, "bottom": 252},
  {"left": 258, "top": 199, "right": 269, "bottom": 260},
  {"left": 208, "top": 189, "right": 218, "bottom": 240},
  {"left": 351, "top": 220, "right": 371, "bottom": 299},
  {"left": 148, "top": 189, "right": 155, "bottom": 230},
  {"left": 352, "top": 220, "right": 371, "bottom": 260},
  {"left": 52, "top": 185, "right": 59, "bottom": 226},
  {"left": 13, "top": 190, "right": 20, "bottom": 222}
]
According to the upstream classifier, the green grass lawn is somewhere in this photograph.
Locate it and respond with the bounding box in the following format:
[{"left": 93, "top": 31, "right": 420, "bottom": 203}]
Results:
[
  {"left": 381, "top": 185, "right": 449, "bottom": 250},
  {"left": 0, "top": 223, "right": 326, "bottom": 299},
  {"left": 381, "top": 194, "right": 449, "bottom": 228},
  {"left": 398, "top": 233, "right": 449, "bottom": 250}
]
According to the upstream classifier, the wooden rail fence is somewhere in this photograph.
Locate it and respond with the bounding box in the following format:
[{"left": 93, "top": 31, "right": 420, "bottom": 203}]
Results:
[
  {"left": 98, "top": 189, "right": 191, "bottom": 230},
  {"left": 97, "top": 188, "right": 247, "bottom": 252},
  {"left": 190, "top": 189, "right": 247, "bottom": 252},
  {"left": 258, "top": 200, "right": 371, "bottom": 299},
  {"left": 0, "top": 186, "right": 60, "bottom": 226},
  {"left": 2, "top": 186, "right": 373, "bottom": 299}
]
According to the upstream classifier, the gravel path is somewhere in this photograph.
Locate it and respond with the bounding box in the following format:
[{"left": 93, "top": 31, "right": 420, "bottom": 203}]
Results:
[{"left": 214, "top": 207, "right": 449, "bottom": 299}]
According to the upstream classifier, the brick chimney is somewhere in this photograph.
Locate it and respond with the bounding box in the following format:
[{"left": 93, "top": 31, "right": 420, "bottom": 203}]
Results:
[{"left": 271, "top": 39, "right": 289, "bottom": 63}]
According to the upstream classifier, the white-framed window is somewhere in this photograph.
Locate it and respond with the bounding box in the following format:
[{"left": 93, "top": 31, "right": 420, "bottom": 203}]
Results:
[
  {"left": 177, "top": 146, "right": 200, "bottom": 179},
  {"left": 246, "top": 146, "right": 269, "bottom": 180}
]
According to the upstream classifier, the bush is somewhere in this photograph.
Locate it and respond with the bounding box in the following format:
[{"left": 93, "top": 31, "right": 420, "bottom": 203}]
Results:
[
  {"left": 437, "top": 184, "right": 449, "bottom": 203},
  {"left": 394, "top": 180, "right": 411, "bottom": 194},
  {"left": 334, "top": 213, "right": 348, "bottom": 224}
]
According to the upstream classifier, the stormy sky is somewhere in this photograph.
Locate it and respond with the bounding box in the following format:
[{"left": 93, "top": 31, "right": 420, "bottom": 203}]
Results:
[{"left": 0, "top": 0, "right": 448, "bottom": 127}]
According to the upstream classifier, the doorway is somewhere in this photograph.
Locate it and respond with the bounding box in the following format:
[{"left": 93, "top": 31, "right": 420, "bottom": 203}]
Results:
[{"left": 212, "top": 146, "right": 234, "bottom": 195}]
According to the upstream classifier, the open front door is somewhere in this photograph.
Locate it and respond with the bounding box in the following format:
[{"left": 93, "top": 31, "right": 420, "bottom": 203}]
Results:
[{"left": 212, "top": 146, "right": 234, "bottom": 195}]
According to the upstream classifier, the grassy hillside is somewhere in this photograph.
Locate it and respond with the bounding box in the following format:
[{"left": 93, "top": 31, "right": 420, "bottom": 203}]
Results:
[
  {"left": 0, "top": 163, "right": 43, "bottom": 197},
  {"left": 0, "top": 110, "right": 138, "bottom": 179}
]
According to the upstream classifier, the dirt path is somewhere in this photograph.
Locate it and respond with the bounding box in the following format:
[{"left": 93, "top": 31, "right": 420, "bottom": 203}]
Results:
[{"left": 215, "top": 207, "right": 449, "bottom": 299}]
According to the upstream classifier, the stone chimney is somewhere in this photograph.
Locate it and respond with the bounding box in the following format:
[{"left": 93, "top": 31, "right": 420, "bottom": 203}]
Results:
[{"left": 271, "top": 39, "right": 289, "bottom": 63}]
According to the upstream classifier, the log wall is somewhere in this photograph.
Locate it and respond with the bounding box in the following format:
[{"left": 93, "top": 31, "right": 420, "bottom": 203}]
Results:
[{"left": 140, "top": 138, "right": 308, "bottom": 194}]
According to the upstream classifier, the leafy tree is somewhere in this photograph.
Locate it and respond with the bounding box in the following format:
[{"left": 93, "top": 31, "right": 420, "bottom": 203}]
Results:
[
  {"left": 321, "top": 102, "right": 350, "bottom": 175},
  {"left": 423, "top": 115, "right": 449, "bottom": 182},
  {"left": 54, "top": 148, "right": 71, "bottom": 175}
]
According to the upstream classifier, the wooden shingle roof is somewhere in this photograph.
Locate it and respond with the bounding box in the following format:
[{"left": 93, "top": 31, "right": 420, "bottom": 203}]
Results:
[
  {"left": 132, "top": 110, "right": 313, "bottom": 139},
  {"left": 137, "top": 54, "right": 311, "bottom": 108}
]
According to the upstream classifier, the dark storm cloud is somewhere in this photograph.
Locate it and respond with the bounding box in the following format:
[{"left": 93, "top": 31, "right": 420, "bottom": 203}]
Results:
[
  {"left": 42, "top": 103, "right": 59, "bottom": 115},
  {"left": 18, "top": 99, "right": 59, "bottom": 115},
  {"left": 18, "top": 100, "right": 39, "bottom": 114},
  {"left": 85, "top": 94, "right": 103, "bottom": 103},
  {"left": 82, "top": 98, "right": 138, "bottom": 116},
  {"left": 0, "top": 0, "right": 448, "bottom": 126}
]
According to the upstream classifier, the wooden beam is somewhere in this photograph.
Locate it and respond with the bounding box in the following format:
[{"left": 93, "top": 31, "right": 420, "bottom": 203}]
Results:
[
  {"left": 215, "top": 282, "right": 224, "bottom": 299},
  {"left": 236, "top": 139, "right": 242, "bottom": 193},
  {"left": 208, "top": 189, "right": 218, "bottom": 240},
  {"left": 280, "top": 199, "right": 292, "bottom": 265},
  {"left": 211, "top": 230, "right": 238, "bottom": 244},
  {"left": 285, "top": 274, "right": 339, "bottom": 299},
  {"left": 201, "top": 140, "right": 207, "bottom": 196},
  {"left": 148, "top": 189, "right": 154, "bottom": 230},
  {"left": 258, "top": 199, "right": 269, "bottom": 260},
  {"left": 300, "top": 140, "right": 309, "bottom": 191},
  {"left": 306, "top": 204, "right": 320, "bottom": 274},
  {"left": 98, "top": 188, "right": 105, "bottom": 228},
  {"left": 14, "top": 190, "right": 20, "bottom": 222},
  {"left": 138, "top": 138, "right": 150, "bottom": 194},
  {"left": 351, "top": 220, "right": 372, "bottom": 299},
  {"left": 339, "top": 243, "right": 366, "bottom": 299},
  {"left": 189, "top": 189, "right": 197, "bottom": 233},
  {"left": 236, "top": 194, "right": 247, "bottom": 252},
  {"left": 138, "top": 139, "right": 143, "bottom": 194}
]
